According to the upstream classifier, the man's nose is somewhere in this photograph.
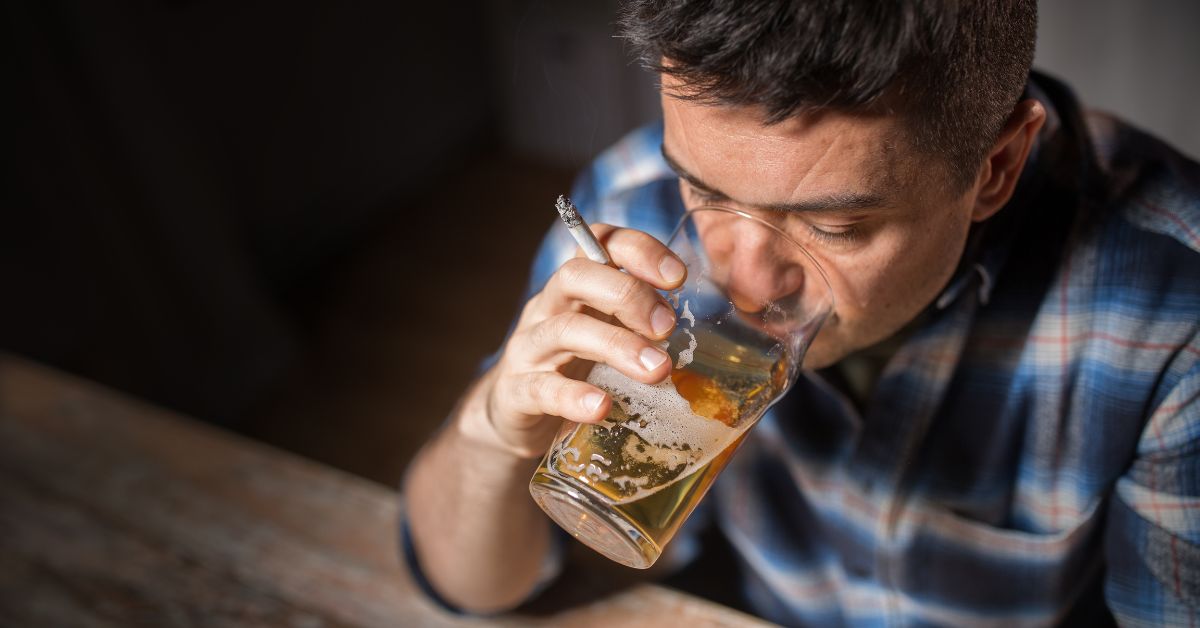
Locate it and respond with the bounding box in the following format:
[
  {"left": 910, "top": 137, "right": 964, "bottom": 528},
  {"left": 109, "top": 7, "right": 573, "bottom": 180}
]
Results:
[{"left": 723, "top": 225, "right": 806, "bottom": 313}]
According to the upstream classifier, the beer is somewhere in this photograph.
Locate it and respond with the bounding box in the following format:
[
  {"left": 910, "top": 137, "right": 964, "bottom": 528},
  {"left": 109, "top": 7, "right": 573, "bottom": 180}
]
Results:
[{"left": 530, "top": 319, "right": 789, "bottom": 568}]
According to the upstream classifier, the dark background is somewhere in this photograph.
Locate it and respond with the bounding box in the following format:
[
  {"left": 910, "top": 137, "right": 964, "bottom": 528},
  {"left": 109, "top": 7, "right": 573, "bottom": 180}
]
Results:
[
  {"left": 4, "top": 0, "right": 1198, "bottom": 488},
  {"left": 3, "top": 0, "right": 658, "bottom": 484}
]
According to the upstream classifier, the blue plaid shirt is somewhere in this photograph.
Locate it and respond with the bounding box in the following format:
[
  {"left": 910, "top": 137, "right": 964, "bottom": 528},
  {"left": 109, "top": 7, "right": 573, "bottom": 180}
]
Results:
[{"left": 516, "top": 74, "right": 1200, "bottom": 626}]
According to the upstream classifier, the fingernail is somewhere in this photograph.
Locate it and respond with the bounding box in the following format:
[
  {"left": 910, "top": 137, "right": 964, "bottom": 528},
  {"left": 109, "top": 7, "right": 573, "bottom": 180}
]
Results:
[
  {"left": 582, "top": 392, "right": 605, "bottom": 413},
  {"left": 639, "top": 347, "right": 668, "bottom": 371},
  {"left": 651, "top": 304, "right": 675, "bottom": 336},
  {"left": 659, "top": 256, "right": 685, "bottom": 283}
]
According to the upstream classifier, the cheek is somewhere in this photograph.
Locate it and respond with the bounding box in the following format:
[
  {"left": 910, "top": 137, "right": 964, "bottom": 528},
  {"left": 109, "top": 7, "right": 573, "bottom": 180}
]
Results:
[
  {"left": 822, "top": 241, "right": 904, "bottom": 315},
  {"left": 917, "top": 207, "right": 975, "bottom": 292},
  {"left": 820, "top": 209, "right": 970, "bottom": 329}
]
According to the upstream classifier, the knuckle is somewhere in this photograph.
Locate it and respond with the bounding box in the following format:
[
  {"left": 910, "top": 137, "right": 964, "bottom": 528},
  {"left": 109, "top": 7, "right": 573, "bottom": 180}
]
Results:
[
  {"left": 528, "top": 319, "right": 556, "bottom": 351},
  {"left": 542, "top": 312, "right": 578, "bottom": 345},
  {"left": 601, "top": 325, "right": 632, "bottom": 354},
  {"left": 615, "top": 288, "right": 657, "bottom": 326},
  {"left": 517, "top": 373, "right": 543, "bottom": 406},
  {"left": 532, "top": 373, "right": 562, "bottom": 405},
  {"left": 559, "top": 311, "right": 588, "bottom": 336},
  {"left": 507, "top": 327, "right": 533, "bottom": 354},
  {"left": 556, "top": 258, "right": 590, "bottom": 287},
  {"left": 528, "top": 312, "right": 578, "bottom": 353},
  {"left": 610, "top": 273, "right": 641, "bottom": 304}
]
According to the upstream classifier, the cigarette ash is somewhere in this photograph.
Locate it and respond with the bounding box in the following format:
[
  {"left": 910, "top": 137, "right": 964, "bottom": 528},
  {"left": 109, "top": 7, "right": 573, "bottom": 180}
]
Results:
[{"left": 555, "top": 194, "right": 583, "bottom": 228}]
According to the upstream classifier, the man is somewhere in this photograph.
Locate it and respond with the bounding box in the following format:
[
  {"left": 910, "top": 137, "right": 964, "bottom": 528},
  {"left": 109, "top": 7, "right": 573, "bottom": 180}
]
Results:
[{"left": 404, "top": 1, "right": 1200, "bottom": 624}]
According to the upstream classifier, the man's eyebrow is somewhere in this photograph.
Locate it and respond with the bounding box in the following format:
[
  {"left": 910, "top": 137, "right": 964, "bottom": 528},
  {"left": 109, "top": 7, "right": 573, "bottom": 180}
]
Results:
[
  {"left": 661, "top": 144, "right": 727, "bottom": 198},
  {"left": 661, "top": 144, "right": 887, "bottom": 214},
  {"left": 763, "top": 192, "right": 887, "bottom": 214}
]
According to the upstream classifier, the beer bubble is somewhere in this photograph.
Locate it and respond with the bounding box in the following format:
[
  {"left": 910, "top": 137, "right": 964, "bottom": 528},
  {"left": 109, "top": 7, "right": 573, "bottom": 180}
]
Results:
[{"left": 586, "top": 463, "right": 611, "bottom": 480}]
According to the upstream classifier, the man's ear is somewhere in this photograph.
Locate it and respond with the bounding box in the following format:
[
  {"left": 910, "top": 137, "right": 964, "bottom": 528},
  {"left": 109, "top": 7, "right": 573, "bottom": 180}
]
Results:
[{"left": 970, "top": 99, "right": 1046, "bottom": 222}]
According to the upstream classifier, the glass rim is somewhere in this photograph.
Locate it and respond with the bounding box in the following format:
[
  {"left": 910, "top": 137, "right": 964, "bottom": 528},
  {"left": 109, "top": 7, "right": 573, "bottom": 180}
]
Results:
[{"left": 671, "top": 204, "right": 837, "bottom": 313}]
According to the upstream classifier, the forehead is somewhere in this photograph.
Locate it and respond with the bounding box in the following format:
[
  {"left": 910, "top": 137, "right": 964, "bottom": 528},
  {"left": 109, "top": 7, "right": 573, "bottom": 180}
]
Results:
[{"left": 661, "top": 87, "right": 912, "bottom": 204}]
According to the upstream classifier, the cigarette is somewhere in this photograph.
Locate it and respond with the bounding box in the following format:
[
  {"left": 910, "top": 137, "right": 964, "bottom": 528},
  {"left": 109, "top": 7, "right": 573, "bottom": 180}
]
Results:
[{"left": 555, "top": 195, "right": 612, "bottom": 266}]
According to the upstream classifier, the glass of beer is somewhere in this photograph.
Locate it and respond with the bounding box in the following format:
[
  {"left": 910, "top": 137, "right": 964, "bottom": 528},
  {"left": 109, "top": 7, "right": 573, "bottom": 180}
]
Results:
[{"left": 529, "top": 206, "right": 834, "bottom": 568}]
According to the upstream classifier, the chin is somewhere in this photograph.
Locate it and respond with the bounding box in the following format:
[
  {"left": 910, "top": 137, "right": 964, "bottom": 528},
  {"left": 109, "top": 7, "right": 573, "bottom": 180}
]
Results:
[{"left": 799, "top": 339, "right": 845, "bottom": 370}]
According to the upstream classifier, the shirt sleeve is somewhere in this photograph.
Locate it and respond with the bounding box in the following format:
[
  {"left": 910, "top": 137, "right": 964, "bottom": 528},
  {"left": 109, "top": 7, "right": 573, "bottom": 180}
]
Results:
[
  {"left": 397, "top": 509, "right": 567, "bottom": 615},
  {"left": 1104, "top": 357, "right": 1200, "bottom": 626}
]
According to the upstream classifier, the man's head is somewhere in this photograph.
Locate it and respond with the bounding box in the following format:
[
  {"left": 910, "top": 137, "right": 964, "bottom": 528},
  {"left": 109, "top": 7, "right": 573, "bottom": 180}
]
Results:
[
  {"left": 620, "top": 0, "right": 1046, "bottom": 367},
  {"left": 622, "top": 0, "right": 1038, "bottom": 192}
]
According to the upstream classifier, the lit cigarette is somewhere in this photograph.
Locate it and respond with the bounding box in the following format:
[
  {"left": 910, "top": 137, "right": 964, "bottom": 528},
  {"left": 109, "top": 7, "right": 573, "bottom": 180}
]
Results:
[{"left": 555, "top": 194, "right": 612, "bottom": 266}]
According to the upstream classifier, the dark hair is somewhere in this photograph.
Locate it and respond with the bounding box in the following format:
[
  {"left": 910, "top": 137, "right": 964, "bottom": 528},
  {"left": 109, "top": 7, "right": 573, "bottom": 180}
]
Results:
[{"left": 620, "top": 0, "right": 1037, "bottom": 191}]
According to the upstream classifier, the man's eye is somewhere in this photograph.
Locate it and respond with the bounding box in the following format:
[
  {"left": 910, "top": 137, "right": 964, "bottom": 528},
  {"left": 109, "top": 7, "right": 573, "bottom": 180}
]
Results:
[
  {"left": 807, "top": 223, "right": 861, "bottom": 244},
  {"left": 683, "top": 183, "right": 725, "bottom": 205}
]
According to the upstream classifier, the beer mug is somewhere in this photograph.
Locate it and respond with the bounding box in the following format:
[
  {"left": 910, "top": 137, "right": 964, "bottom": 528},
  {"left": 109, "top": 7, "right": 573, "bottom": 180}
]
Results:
[{"left": 529, "top": 206, "right": 834, "bottom": 568}]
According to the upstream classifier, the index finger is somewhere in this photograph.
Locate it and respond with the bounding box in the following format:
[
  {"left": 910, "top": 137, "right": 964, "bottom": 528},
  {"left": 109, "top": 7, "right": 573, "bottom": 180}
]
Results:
[{"left": 585, "top": 224, "right": 687, "bottom": 291}]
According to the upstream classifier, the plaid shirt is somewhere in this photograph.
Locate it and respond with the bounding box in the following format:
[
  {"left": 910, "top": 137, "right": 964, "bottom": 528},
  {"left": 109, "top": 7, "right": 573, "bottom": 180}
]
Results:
[{"left": 517, "top": 74, "right": 1200, "bottom": 626}]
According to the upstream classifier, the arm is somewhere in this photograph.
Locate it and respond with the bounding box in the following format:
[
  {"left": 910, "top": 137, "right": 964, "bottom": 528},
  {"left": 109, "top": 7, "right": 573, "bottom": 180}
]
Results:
[
  {"left": 402, "top": 225, "right": 687, "bottom": 613},
  {"left": 402, "top": 372, "right": 555, "bottom": 613},
  {"left": 1105, "top": 358, "right": 1200, "bottom": 626}
]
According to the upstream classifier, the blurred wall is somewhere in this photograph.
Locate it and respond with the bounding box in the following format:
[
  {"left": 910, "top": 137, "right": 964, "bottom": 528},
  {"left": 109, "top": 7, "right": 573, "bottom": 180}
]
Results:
[
  {"left": 4, "top": 1, "right": 494, "bottom": 424},
  {"left": 1035, "top": 0, "right": 1200, "bottom": 159},
  {"left": 485, "top": 0, "right": 660, "bottom": 166}
]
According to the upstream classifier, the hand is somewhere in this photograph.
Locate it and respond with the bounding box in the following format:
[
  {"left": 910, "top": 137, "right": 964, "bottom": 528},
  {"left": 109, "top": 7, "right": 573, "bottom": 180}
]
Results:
[{"left": 474, "top": 225, "right": 687, "bottom": 458}]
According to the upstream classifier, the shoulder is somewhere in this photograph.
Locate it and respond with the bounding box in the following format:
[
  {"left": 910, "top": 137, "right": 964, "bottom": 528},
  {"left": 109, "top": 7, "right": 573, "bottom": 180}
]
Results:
[
  {"left": 1067, "top": 112, "right": 1200, "bottom": 407},
  {"left": 1069, "top": 111, "right": 1200, "bottom": 309},
  {"left": 1085, "top": 111, "right": 1200, "bottom": 258}
]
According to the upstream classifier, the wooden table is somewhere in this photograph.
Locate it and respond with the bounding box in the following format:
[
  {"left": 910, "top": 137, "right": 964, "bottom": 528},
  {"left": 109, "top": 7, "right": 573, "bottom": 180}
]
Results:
[{"left": 0, "top": 354, "right": 771, "bottom": 627}]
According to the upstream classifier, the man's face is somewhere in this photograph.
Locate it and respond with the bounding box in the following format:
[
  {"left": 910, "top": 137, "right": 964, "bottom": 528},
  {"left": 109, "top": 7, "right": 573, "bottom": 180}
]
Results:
[{"left": 661, "top": 82, "right": 979, "bottom": 368}]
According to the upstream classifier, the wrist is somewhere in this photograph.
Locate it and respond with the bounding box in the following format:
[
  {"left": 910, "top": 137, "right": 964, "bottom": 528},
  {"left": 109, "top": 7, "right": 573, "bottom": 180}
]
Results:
[{"left": 455, "top": 370, "right": 549, "bottom": 462}]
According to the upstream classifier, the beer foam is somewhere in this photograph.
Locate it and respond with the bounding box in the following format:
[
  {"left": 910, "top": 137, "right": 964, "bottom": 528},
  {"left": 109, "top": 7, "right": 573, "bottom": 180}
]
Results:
[
  {"left": 587, "top": 363, "right": 736, "bottom": 468},
  {"left": 674, "top": 298, "right": 698, "bottom": 369},
  {"left": 675, "top": 328, "right": 697, "bottom": 370},
  {"left": 680, "top": 300, "right": 695, "bottom": 327}
]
